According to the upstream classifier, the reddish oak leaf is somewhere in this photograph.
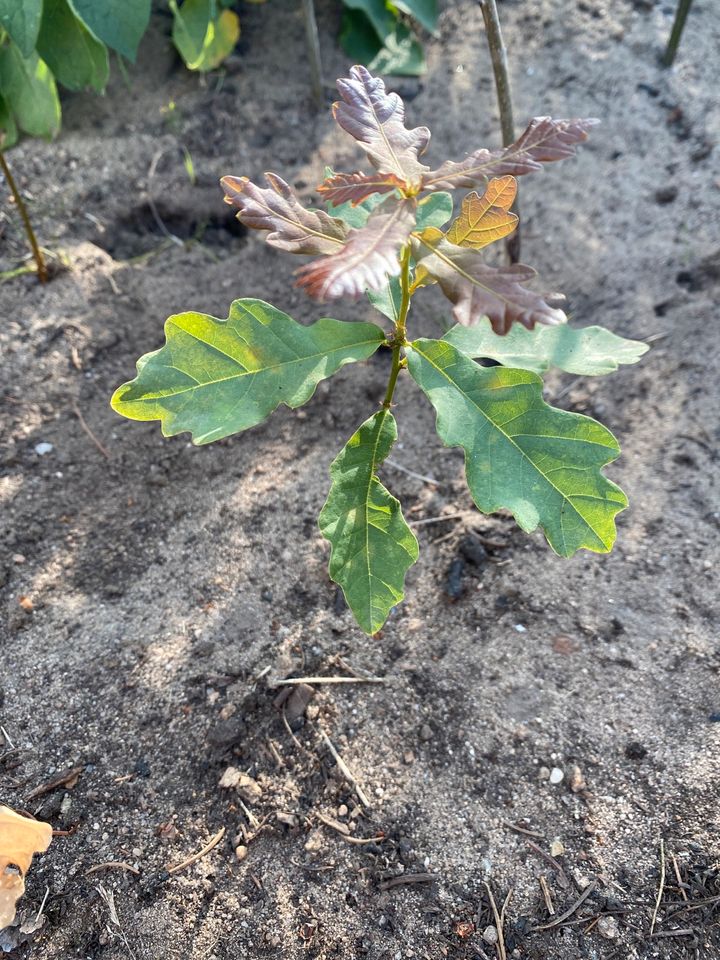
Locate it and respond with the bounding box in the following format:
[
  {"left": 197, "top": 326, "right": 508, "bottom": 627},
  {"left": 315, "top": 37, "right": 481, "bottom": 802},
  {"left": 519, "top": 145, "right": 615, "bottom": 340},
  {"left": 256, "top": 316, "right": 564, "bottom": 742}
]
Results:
[
  {"left": 412, "top": 228, "right": 567, "bottom": 333},
  {"left": 317, "top": 171, "right": 406, "bottom": 206},
  {"left": 333, "top": 66, "right": 430, "bottom": 184},
  {"left": 445, "top": 176, "right": 518, "bottom": 249},
  {"left": 296, "top": 200, "right": 415, "bottom": 301},
  {"left": 422, "top": 117, "right": 599, "bottom": 190},
  {"left": 221, "top": 173, "right": 348, "bottom": 255}
]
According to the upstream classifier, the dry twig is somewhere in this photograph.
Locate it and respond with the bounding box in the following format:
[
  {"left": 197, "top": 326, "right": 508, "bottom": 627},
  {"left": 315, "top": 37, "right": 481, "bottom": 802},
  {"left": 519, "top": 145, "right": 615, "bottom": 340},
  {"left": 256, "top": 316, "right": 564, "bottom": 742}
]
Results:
[
  {"left": 316, "top": 728, "right": 370, "bottom": 808},
  {"left": 650, "top": 839, "right": 666, "bottom": 935},
  {"left": 166, "top": 826, "right": 225, "bottom": 875}
]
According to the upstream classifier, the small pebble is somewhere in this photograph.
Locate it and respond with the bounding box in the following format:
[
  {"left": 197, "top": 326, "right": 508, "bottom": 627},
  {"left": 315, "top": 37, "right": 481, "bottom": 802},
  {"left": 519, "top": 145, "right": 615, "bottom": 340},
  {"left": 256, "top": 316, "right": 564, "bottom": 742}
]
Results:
[
  {"left": 337, "top": 804, "right": 348, "bottom": 818},
  {"left": 34, "top": 442, "right": 54, "bottom": 456},
  {"left": 569, "top": 765, "right": 586, "bottom": 793},
  {"left": 549, "top": 767, "right": 564, "bottom": 785},
  {"left": 538, "top": 766, "right": 551, "bottom": 780},
  {"left": 514, "top": 623, "right": 527, "bottom": 633},
  {"left": 550, "top": 839, "right": 564, "bottom": 857},
  {"left": 235, "top": 844, "right": 248, "bottom": 862},
  {"left": 597, "top": 915, "right": 619, "bottom": 939},
  {"left": 482, "top": 925, "right": 498, "bottom": 945},
  {"left": 419, "top": 724, "right": 433, "bottom": 742}
]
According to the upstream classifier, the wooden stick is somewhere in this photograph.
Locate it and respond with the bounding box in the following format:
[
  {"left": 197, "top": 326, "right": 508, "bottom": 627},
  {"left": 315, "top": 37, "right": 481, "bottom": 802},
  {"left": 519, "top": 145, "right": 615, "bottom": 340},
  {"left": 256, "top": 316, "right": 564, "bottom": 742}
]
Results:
[
  {"left": 85, "top": 861, "right": 141, "bottom": 877},
  {"left": 662, "top": 0, "right": 694, "bottom": 67},
  {"left": 0, "top": 145, "right": 48, "bottom": 283},
  {"left": 380, "top": 872, "right": 435, "bottom": 891},
  {"left": 72, "top": 401, "right": 111, "bottom": 459},
  {"left": 533, "top": 881, "right": 597, "bottom": 931},
  {"left": 650, "top": 839, "right": 666, "bottom": 935},
  {"left": 539, "top": 875, "right": 555, "bottom": 916},
  {"left": 317, "top": 728, "right": 370, "bottom": 808},
  {"left": 301, "top": 0, "right": 324, "bottom": 108},
  {"left": 478, "top": 0, "right": 520, "bottom": 263},
  {"left": 166, "top": 827, "right": 225, "bottom": 875},
  {"left": 274, "top": 675, "right": 384, "bottom": 686},
  {"left": 483, "top": 881, "right": 507, "bottom": 960}
]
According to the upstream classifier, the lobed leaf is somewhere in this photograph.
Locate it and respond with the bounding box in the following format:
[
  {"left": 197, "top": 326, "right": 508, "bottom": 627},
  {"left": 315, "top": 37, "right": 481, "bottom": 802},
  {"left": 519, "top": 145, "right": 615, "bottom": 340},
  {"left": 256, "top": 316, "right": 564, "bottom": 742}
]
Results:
[
  {"left": 406, "top": 338, "right": 627, "bottom": 556},
  {"left": 422, "top": 117, "right": 598, "bottom": 190},
  {"left": 0, "top": 806, "right": 52, "bottom": 929},
  {"left": 444, "top": 319, "right": 649, "bottom": 376},
  {"left": 0, "top": 44, "right": 60, "bottom": 140},
  {"left": 221, "top": 173, "right": 348, "bottom": 255},
  {"left": 111, "top": 299, "right": 386, "bottom": 444},
  {"left": 333, "top": 65, "right": 430, "bottom": 182},
  {"left": 445, "top": 176, "right": 518, "bottom": 249},
  {"left": 415, "top": 191, "right": 453, "bottom": 231},
  {"left": 0, "top": 0, "right": 42, "bottom": 57},
  {"left": 319, "top": 410, "right": 418, "bottom": 634},
  {"left": 66, "top": 0, "right": 151, "bottom": 61},
  {"left": 317, "top": 170, "right": 406, "bottom": 206},
  {"left": 37, "top": 0, "right": 109, "bottom": 93},
  {"left": 412, "top": 228, "right": 566, "bottom": 332},
  {"left": 296, "top": 199, "right": 415, "bottom": 301}
]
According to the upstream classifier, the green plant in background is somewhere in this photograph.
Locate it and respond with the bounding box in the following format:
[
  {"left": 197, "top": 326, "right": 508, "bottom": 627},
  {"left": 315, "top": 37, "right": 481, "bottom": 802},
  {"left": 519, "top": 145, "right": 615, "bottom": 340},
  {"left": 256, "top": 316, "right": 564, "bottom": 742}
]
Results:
[
  {"left": 112, "top": 66, "right": 647, "bottom": 634},
  {"left": 341, "top": 0, "right": 438, "bottom": 75},
  {"left": 0, "top": 0, "right": 240, "bottom": 147}
]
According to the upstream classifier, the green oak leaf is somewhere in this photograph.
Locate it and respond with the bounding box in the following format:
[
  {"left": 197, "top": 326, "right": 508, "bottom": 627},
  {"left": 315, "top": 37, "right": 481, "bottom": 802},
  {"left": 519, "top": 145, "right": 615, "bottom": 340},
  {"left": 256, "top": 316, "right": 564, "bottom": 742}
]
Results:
[
  {"left": 37, "top": 0, "right": 109, "bottom": 93},
  {"left": 0, "top": 0, "right": 42, "bottom": 57},
  {"left": 111, "top": 298, "right": 386, "bottom": 445},
  {"left": 367, "top": 276, "right": 402, "bottom": 323},
  {"left": 67, "top": 0, "right": 151, "bottom": 61},
  {"left": 406, "top": 338, "right": 627, "bottom": 556},
  {"left": 415, "top": 191, "right": 453, "bottom": 231},
  {"left": 340, "top": 9, "right": 425, "bottom": 77},
  {"left": 170, "top": 0, "right": 239, "bottom": 72},
  {"left": 444, "top": 319, "right": 649, "bottom": 376},
  {"left": 319, "top": 410, "right": 418, "bottom": 634},
  {"left": 0, "top": 44, "right": 60, "bottom": 139}
]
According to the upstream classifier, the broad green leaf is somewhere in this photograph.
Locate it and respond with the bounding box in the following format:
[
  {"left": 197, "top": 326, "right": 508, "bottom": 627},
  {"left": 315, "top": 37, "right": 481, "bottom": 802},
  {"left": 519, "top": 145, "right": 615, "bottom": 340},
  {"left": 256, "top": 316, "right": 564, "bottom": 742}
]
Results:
[
  {"left": 367, "top": 276, "right": 402, "bottom": 322},
  {"left": 111, "top": 298, "right": 386, "bottom": 445},
  {"left": 415, "top": 191, "right": 453, "bottom": 231},
  {"left": 444, "top": 319, "right": 649, "bottom": 376},
  {"left": 406, "top": 338, "right": 627, "bottom": 556},
  {"left": 319, "top": 410, "right": 418, "bottom": 634},
  {"left": 0, "top": 93, "right": 18, "bottom": 148},
  {"left": 0, "top": 44, "right": 60, "bottom": 139},
  {"left": 67, "top": 0, "right": 151, "bottom": 61},
  {"left": 0, "top": 0, "right": 42, "bottom": 57},
  {"left": 170, "top": 0, "right": 239, "bottom": 72},
  {"left": 340, "top": 13, "right": 425, "bottom": 81},
  {"left": 37, "top": 0, "right": 109, "bottom": 92},
  {"left": 341, "top": 0, "right": 396, "bottom": 44},
  {"left": 393, "top": 0, "right": 439, "bottom": 35}
]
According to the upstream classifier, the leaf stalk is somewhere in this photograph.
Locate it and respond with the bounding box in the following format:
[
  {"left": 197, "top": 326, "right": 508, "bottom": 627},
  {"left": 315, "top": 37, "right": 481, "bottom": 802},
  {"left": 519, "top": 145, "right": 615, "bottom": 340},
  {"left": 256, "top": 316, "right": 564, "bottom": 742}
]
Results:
[
  {"left": 382, "top": 245, "right": 412, "bottom": 410},
  {"left": 0, "top": 146, "right": 48, "bottom": 284}
]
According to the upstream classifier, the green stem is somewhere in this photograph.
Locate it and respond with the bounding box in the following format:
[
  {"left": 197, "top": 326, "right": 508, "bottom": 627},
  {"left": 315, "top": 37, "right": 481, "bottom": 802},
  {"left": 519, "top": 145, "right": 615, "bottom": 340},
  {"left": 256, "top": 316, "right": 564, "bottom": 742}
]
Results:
[
  {"left": 382, "top": 246, "right": 412, "bottom": 411},
  {"left": 662, "top": 0, "right": 693, "bottom": 67},
  {"left": 0, "top": 147, "right": 48, "bottom": 283}
]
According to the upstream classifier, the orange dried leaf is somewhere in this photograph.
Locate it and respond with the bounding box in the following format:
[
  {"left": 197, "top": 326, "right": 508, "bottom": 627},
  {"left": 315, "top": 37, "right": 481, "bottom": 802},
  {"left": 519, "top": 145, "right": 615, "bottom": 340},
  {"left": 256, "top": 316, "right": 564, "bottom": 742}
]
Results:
[
  {"left": 0, "top": 806, "right": 52, "bottom": 930},
  {"left": 445, "top": 176, "right": 518, "bottom": 250}
]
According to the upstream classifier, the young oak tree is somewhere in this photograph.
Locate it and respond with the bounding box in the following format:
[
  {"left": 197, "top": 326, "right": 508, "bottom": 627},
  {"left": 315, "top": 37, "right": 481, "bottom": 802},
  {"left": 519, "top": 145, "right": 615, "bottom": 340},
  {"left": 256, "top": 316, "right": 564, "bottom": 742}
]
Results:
[{"left": 111, "top": 66, "right": 647, "bottom": 635}]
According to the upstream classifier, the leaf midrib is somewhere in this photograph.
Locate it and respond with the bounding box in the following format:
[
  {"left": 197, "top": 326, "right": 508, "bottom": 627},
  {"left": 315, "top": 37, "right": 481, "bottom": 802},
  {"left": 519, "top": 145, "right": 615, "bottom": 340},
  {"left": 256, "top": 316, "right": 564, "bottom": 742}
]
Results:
[{"left": 411, "top": 341, "right": 612, "bottom": 546}]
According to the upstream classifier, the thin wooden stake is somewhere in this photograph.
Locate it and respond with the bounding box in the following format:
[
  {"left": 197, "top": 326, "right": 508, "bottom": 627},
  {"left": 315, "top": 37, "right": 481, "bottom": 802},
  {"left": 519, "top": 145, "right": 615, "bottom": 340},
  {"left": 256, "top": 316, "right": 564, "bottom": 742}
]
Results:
[
  {"left": 662, "top": 0, "right": 694, "bottom": 67},
  {"left": 478, "top": 0, "right": 520, "bottom": 263},
  {"left": 0, "top": 144, "right": 48, "bottom": 283},
  {"left": 650, "top": 838, "right": 666, "bottom": 935},
  {"left": 301, "top": 0, "right": 324, "bottom": 108}
]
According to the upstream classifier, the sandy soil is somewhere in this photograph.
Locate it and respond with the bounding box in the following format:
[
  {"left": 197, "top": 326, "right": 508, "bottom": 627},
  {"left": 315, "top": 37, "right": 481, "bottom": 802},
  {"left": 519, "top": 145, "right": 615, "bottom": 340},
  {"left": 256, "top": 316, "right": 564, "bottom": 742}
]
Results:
[{"left": 1, "top": 0, "right": 719, "bottom": 957}]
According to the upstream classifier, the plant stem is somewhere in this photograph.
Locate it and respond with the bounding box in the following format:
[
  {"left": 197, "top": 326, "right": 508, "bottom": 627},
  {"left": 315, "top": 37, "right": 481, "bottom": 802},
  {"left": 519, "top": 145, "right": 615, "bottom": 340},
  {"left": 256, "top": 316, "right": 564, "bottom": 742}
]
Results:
[
  {"left": 479, "top": 0, "right": 520, "bottom": 264},
  {"left": 382, "top": 246, "right": 412, "bottom": 411},
  {"left": 301, "top": 0, "right": 324, "bottom": 108},
  {"left": 0, "top": 147, "right": 48, "bottom": 283},
  {"left": 662, "top": 0, "right": 693, "bottom": 67}
]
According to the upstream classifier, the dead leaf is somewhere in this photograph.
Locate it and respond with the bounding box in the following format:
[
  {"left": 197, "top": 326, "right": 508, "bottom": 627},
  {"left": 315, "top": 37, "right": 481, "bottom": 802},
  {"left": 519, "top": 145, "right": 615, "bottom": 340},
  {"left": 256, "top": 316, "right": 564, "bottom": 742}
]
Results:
[
  {"left": 445, "top": 177, "right": 518, "bottom": 249},
  {"left": 0, "top": 807, "right": 52, "bottom": 930}
]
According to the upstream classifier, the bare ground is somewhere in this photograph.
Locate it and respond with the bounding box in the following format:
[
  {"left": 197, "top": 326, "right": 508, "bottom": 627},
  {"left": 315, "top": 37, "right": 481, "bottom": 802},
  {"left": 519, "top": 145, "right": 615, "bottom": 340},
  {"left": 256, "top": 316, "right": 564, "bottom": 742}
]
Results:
[{"left": 1, "top": 0, "right": 719, "bottom": 957}]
